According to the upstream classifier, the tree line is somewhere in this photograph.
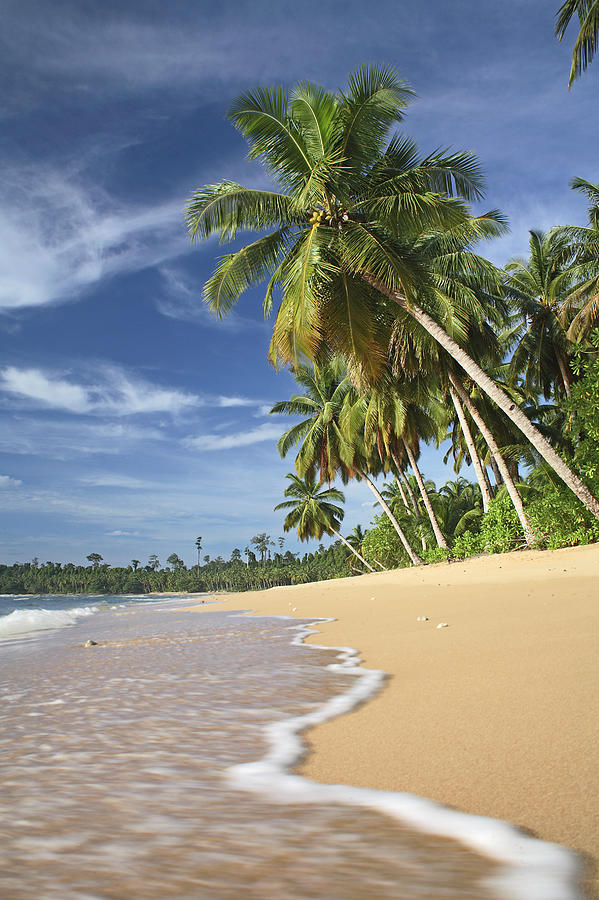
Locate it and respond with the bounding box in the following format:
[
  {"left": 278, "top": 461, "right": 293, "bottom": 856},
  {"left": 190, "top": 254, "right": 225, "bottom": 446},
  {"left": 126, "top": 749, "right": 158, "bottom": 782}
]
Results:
[{"left": 0, "top": 541, "right": 353, "bottom": 595}]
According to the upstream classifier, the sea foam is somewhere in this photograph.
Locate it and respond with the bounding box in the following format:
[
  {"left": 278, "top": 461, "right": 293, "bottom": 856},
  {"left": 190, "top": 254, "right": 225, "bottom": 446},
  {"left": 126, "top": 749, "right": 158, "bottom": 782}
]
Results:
[
  {"left": 227, "top": 617, "right": 583, "bottom": 900},
  {"left": 0, "top": 605, "right": 98, "bottom": 639}
]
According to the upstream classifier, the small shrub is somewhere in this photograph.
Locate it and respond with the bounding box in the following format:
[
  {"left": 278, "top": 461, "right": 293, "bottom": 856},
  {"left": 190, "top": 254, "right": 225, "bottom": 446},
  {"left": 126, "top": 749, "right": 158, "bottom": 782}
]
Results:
[
  {"left": 421, "top": 547, "right": 451, "bottom": 564},
  {"left": 451, "top": 529, "right": 485, "bottom": 559}
]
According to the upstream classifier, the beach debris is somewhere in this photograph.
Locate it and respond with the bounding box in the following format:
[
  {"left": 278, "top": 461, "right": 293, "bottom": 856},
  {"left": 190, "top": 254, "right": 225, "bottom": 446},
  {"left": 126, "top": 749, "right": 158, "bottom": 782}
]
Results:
[
  {"left": 84, "top": 639, "right": 98, "bottom": 647},
  {"left": 370, "top": 596, "right": 375, "bottom": 601},
  {"left": 416, "top": 616, "right": 429, "bottom": 622},
  {"left": 436, "top": 623, "right": 449, "bottom": 629},
  {"left": 292, "top": 607, "right": 297, "bottom": 612}
]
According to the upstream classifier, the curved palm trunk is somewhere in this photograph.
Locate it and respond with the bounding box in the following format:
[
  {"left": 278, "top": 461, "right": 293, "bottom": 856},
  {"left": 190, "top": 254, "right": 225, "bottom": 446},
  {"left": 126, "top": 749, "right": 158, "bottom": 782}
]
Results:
[
  {"left": 391, "top": 451, "right": 427, "bottom": 551},
  {"left": 358, "top": 470, "right": 423, "bottom": 565},
  {"left": 393, "top": 471, "right": 410, "bottom": 510},
  {"left": 364, "top": 276, "right": 599, "bottom": 521},
  {"left": 331, "top": 528, "right": 376, "bottom": 572},
  {"left": 402, "top": 439, "right": 448, "bottom": 549},
  {"left": 392, "top": 455, "right": 419, "bottom": 513},
  {"left": 488, "top": 453, "right": 502, "bottom": 488},
  {"left": 449, "top": 386, "right": 492, "bottom": 512},
  {"left": 555, "top": 347, "right": 573, "bottom": 399},
  {"left": 482, "top": 463, "right": 495, "bottom": 500},
  {"left": 449, "top": 373, "right": 536, "bottom": 547}
]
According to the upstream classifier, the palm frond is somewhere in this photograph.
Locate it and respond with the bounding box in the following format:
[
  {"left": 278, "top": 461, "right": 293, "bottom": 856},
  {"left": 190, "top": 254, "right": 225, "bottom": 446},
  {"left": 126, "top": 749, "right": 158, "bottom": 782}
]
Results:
[
  {"left": 203, "top": 229, "right": 289, "bottom": 317},
  {"left": 186, "top": 182, "right": 300, "bottom": 242}
]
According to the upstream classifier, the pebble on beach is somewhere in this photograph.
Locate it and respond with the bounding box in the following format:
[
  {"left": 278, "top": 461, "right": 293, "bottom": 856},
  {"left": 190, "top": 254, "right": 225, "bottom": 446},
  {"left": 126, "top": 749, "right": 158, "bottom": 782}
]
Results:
[
  {"left": 436, "top": 623, "right": 449, "bottom": 629},
  {"left": 84, "top": 639, "right": 98, "bottom": 647},
  {"left": 416, "top": 616, "right": 429, "bottom": 622}
]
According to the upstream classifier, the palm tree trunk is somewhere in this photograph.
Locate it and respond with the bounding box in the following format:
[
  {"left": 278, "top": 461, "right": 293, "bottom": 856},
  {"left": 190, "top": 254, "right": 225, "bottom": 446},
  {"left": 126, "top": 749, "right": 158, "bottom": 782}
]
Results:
[
  {"left": 402, "top": 439, "right": 448, "bottom": 549},
  {"left": 331, "top": 529, "right": 376, "bottom": 572},
  {"left": 449, "top": 386, "right": 492, "bottom": 512},
  {"left": 358, "top": 471, "right": 423, "bottom": 565},
  {"left": 489, "top": 453, "right": 502, "bottom": 487},
  {"left": 449, "top": 373, "right": 537, "bottom": 547},
  {"left": 555, "top": 347, "right": 573, "bottom": 398},
  {"left": 482, "top": 463, "right": 495, "bottom": 499},
  {"left": 364, "top": 276, "right": 599, "bottom": 521},
  {"left": 391, "top": 452, "right": 427, "bottom": 551},
  {"left": 391, "top": 452, "right": 419, "bottom": 513},
  {"left": 394, "top": 471, "right": 410, "bottom": 510}
]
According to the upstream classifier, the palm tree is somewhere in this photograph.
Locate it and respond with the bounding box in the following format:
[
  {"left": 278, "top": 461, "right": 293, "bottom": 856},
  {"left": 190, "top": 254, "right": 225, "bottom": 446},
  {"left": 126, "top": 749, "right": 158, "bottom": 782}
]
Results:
[
  {"left": 556, "top": 0, "right": 599, "bottom": 86},
  {"left": 195, "top": 536, "right": 202, "bottom": 568},
  {"left": 187, "top": 64, "right": 599, "bottom": 521},
  {"left": 271, "top": 359, "right": 423, "bottom": 564},
  {"left": 251, "top": 533, "right": 274, "bottom": 565},
  {"left": 553, "top": 178, "right": 599, "bottom": 342},
  {"left": 437, "top": 478, "right": 484, "bottom": 538},
  {"left": 504, "top": 230, "right": 578, "bottom": 399},
  {"left": 275, "top": 473, "right": 375, "bottom": 572}
]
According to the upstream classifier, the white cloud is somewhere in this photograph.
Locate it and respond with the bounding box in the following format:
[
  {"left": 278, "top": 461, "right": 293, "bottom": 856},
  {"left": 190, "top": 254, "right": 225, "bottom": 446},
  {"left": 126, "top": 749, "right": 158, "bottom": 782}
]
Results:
[
  {"left": 107, "top": 530, "right": 139, "bottom": 536},
  {"left": 0, "top": 166, "right": 187, "bottom": 312},
  {"left": 1, "top": 366, "right": 89, "bottom": 413},
  {"left": 0, "top": 474, "right": 22, "bottom": 488},
  {"left": 183, "top": 423, "right": 282, "bottom": 451},
  {"left": 0, "top": 365, "right": 200, "bottom": 416}
]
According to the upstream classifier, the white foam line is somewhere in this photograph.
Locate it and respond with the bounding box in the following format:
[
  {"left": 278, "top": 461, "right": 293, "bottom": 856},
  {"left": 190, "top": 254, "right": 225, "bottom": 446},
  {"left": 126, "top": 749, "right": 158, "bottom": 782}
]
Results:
[{"left": 226, "top": 615, "right": 583, "bottom": 900}]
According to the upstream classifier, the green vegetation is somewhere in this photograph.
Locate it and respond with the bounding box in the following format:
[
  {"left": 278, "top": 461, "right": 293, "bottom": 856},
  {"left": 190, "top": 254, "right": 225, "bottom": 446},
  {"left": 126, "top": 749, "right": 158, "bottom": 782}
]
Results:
[
  {"left": 0, "top": 541, "right": 353, "bottom": 595},
  {"left": 556, "top": 0, "right": 599, "bottom": 86},
  {"left": 186, "top": 66, "right": 599, "bottom": 571}
]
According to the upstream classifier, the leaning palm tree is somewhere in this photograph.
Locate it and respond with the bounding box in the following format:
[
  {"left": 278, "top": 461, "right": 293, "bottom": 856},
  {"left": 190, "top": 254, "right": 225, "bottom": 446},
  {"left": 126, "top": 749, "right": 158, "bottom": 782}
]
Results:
[
  {"left": 187, "top": 64, "right": 599, "bottom": 520},
  {"left": 556, "top": 0, "right": 599, "bottom": 86},
  {"left": 271, "top": 359, "right": 423, "bottom": 565},
  {"left": 275, "top": 473, "right": 375, "bottom": 572}
]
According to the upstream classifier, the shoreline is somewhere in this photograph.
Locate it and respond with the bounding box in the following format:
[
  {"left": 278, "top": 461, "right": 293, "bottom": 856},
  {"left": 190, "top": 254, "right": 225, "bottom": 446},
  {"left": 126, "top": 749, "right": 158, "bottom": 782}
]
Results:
[{"left": 189, "top": 543, "right": 599, "bottom": 897}]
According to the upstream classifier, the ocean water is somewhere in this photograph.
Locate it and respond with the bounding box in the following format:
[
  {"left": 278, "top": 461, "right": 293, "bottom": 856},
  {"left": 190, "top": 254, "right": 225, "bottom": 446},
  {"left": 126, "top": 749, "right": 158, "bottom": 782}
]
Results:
[{"left": 0, "top": 595, "right": 583, "bottom": 899}]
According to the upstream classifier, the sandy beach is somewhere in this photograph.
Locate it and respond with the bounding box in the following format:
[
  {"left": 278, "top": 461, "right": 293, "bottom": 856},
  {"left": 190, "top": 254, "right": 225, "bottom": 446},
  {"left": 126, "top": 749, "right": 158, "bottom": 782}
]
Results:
[{"left": 194, "top": 543, "right": 599, "bottom": 895}]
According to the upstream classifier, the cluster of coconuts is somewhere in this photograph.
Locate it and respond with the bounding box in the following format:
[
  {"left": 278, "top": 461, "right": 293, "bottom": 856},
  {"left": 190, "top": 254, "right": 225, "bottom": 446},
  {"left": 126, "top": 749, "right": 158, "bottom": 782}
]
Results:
[{"left": 308, "top": 208, "right": 350, "bottom": 226}]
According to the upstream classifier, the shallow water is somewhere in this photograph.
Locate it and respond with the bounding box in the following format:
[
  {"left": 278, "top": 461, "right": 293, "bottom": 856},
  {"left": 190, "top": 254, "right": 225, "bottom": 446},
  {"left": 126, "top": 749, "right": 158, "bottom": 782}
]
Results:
[{"left": 0, "top": 598, "right": 581, "bottom": 898}]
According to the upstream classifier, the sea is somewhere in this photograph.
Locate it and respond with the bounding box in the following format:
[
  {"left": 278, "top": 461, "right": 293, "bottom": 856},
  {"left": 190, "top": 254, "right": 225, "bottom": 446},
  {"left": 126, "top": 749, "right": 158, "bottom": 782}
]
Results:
[{"left": 0, "top": 593, "right": 584, "bottom": 899}]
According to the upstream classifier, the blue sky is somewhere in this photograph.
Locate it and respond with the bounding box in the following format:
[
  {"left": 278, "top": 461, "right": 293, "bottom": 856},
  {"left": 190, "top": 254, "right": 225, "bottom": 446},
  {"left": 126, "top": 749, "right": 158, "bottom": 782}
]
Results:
[{"left": 0, "top": 0, "right": 596, "bottom": 567}]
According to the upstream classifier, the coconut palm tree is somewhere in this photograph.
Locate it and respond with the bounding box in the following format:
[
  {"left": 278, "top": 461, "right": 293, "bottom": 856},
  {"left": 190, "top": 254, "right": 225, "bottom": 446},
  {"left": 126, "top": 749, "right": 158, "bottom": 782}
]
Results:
[
  {"left": 251, "top": 533, "right": 274, "bottom": 565},
  {"left": 187, "top": 64, "right": 599, "bottom": 520},
  {"left": 342, "top": 377, "right": 448, "bottom": 548},
  {"left": 553, "top": 178, "right": 599, "bottom": 342},
  {"left": 556, "top": 0, "right": 599, "bottom": 86},
  {"left": 504, "top": 230, "right": 578, "bottom": 399},
  {"left": 275, "top": 473, "right": 375, "bottom": 572},
  {"left": 437, "top": 478, "right": 484, "bottom": 538},
  {"left": 271, "top": 359, "right": 423, "bottom": 564}
]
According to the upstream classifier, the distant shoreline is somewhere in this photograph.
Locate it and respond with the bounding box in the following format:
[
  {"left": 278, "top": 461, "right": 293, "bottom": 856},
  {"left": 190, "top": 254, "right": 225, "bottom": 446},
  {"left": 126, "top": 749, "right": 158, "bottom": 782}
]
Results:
[{"left": 188, "top": 543, "right": 599, "bottom": 897}]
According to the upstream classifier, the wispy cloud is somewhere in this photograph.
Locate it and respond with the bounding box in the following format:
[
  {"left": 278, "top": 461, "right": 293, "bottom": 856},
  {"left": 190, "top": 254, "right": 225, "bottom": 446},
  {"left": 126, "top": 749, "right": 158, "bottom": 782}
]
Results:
[
  {"left": 0, "top": 165, "right": 187, "bottom": 312},
  {"left": 79, "top": 474, "right": 150, "bottom": 489},
  {"left": 0, "top": 365, "right": 200, "bottom": 416},
  {"left": 155, "top": 266, "right": 267, "bottom": 332},
  {"left": 0, "top": 418, "right": 167, "bottom": 460},
  {"left": 183, "top": 422, "right": 282, "bottom": 451}
]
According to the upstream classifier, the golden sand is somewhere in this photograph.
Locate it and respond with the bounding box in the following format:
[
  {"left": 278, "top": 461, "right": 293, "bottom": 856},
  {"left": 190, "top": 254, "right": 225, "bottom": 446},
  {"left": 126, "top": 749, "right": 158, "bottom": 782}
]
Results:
[{"left": 189, "top": 543, "right": 599, "bottom": 893}]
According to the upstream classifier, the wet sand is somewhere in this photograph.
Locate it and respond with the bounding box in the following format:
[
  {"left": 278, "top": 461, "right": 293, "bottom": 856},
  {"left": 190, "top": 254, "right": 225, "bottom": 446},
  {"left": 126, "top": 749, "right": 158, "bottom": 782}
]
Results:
[{"left": 194, "top": 543, "right": 599, "bottom": 895}]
